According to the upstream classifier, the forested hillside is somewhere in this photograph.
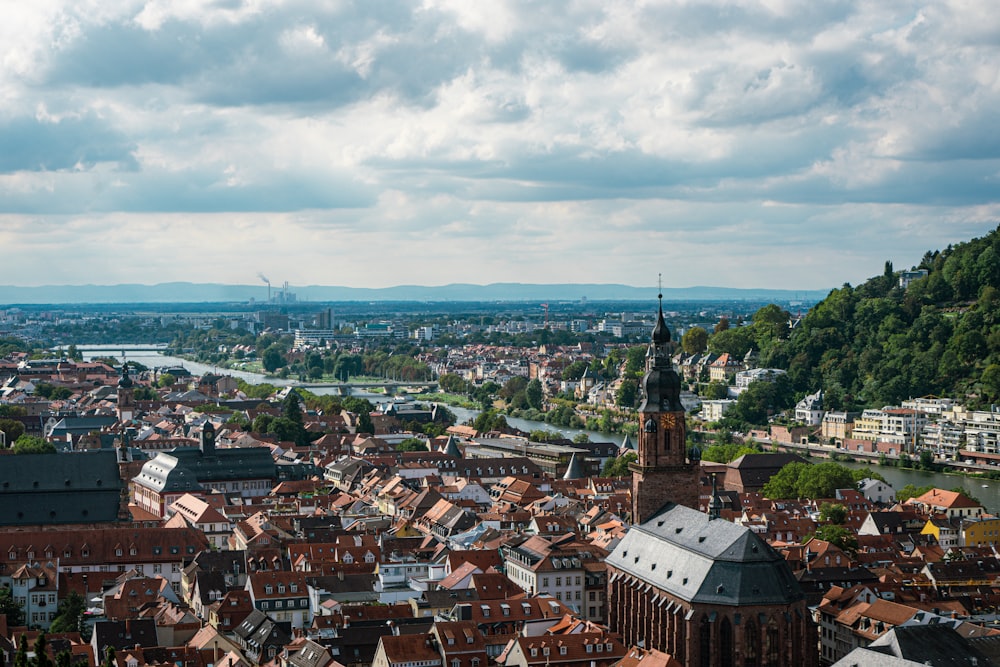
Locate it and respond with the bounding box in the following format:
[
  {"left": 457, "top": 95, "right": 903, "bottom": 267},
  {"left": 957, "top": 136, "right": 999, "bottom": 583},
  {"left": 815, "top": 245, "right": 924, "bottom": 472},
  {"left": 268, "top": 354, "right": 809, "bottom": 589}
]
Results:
[{"left": 763, "top": 225, "right": 1000, "bottom": 410}]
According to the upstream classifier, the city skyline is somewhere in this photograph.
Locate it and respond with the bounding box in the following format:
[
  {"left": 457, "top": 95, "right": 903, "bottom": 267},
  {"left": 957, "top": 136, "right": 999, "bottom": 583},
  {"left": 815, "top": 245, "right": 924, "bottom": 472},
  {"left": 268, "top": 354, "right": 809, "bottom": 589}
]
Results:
[{"left": 2, "top": 1, "right": 998, "bottom": 290}]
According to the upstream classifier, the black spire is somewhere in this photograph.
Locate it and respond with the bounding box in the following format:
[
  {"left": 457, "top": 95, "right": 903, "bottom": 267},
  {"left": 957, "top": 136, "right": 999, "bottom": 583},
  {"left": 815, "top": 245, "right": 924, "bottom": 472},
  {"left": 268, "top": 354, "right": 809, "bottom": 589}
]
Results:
[
  {"left": 118, "top": 362, "right": 134, "bottom": 389},
  {"left": 651, "top": 291, "right": 670, "bottom": 345},
  {"left": 639, "top": 279, "right": 683, "bottom": 413}
]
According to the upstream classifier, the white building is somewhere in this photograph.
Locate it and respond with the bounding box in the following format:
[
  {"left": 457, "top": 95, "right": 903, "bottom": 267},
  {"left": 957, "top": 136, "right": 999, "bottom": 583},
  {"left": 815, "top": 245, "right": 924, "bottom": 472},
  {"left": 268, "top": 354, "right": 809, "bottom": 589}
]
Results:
[
  {"left": 700, "top": 399, "right": 737, "bottom": 422},
  {"left": 795, "top": 390, "right": 824, "bottom": 426},
  {"left": 733, "top": 368, "right": 786, "bottom": 396}
]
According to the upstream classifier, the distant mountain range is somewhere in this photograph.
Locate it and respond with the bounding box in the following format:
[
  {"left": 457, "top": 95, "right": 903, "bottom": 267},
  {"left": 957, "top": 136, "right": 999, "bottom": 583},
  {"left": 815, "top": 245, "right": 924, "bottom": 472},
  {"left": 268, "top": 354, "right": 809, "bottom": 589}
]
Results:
[{"left": 0, "top": 282, "right": 832, "bottom": 305}]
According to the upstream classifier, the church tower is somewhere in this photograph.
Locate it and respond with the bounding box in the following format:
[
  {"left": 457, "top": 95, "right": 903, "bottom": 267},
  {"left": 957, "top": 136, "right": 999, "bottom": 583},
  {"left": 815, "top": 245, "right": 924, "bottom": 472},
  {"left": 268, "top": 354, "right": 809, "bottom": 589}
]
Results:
[
  {"left": 629, "top": 294, "right": 700, "bottom": 524},
  {"left": 117, "top": 362, "right": 135, "bottom": 423}
]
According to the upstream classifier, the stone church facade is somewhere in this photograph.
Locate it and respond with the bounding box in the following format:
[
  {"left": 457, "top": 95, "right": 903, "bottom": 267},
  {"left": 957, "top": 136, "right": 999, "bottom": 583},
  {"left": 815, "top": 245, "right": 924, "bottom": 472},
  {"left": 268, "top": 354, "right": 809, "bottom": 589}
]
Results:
[{"left": 607, "top": 298, "right": 818, "bottom": 667}]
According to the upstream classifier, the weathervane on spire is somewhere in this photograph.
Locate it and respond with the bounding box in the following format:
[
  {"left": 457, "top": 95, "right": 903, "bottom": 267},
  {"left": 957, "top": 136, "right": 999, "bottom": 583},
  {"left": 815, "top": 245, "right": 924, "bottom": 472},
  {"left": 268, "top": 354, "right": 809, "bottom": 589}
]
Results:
[{"left": 658, "top": 273, "right": 662, "bottom": 301}]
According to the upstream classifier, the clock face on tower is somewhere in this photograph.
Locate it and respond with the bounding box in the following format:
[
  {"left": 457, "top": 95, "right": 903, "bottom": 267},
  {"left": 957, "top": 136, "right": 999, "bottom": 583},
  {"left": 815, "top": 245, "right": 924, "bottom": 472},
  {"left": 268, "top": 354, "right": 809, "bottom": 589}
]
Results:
[{"left": 660, "top": 413, "right": 677, "bottom": 430}]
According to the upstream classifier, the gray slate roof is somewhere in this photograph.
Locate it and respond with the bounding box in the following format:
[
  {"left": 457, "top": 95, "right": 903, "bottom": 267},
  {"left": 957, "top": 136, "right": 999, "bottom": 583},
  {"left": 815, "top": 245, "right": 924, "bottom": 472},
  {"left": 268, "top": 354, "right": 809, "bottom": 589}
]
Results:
[
  {"left": 607, "top": 502, "right": 803, "bottom": 606},
  {"left": 0, "top": 450, "right": 122, "bottom": 525},
  {"left": 135, "top": 446, "right": 276, "bottom": 494}
]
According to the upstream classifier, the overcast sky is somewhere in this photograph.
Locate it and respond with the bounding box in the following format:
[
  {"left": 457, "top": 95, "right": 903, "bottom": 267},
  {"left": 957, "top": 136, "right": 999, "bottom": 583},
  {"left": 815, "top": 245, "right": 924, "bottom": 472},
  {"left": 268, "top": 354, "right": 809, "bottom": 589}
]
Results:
[{"left": 2, "top": 1, "right": 998, "bottom": 291}]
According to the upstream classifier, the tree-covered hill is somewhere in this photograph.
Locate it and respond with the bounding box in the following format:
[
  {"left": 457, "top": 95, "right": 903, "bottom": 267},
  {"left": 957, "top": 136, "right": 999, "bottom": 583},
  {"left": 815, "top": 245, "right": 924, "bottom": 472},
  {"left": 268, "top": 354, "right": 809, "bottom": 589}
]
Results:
[{"left": 765, "top": 225, "right": 1000, "bottom": 410}]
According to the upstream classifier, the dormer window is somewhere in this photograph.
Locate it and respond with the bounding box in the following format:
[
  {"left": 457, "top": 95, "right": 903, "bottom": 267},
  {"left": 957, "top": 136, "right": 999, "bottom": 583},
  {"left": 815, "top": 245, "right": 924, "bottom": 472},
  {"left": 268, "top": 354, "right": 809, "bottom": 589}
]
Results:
[
  {"left": 278, "top": 585, "right": 285, "bottom": 594},
  {"left": 290, "top": 584, "right": 297, "bottom": 593},
  {"left": 265, "top": 585, "right": 273, "bottom": 594},
  {"left": 115, "top": 548, "right": 123, "bottom": 557},
  {"left": 63, "top": 548, "right": 72, "bottom": 558},
  {"left": 559, "top": 647, "right": 567, "bottom": 656},
  {"left": 130, "top": 546, "right": 138, "bottom": 556}
]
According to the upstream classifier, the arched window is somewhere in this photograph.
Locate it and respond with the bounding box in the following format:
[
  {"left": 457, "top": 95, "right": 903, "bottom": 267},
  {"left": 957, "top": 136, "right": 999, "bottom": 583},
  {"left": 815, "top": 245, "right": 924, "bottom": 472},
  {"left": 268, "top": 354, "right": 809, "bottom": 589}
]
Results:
[
  {"left": 699, "top": 614, "right": 712, "bottom": 667},
  {"left": 764, "top": 619, "right": 780, "bottom": 667},
  {"left": 744, "top": 619, "right": 759, "bottom": 667},
  {"left": 720, "top": 616, "right": 734, "bottom": 667}
]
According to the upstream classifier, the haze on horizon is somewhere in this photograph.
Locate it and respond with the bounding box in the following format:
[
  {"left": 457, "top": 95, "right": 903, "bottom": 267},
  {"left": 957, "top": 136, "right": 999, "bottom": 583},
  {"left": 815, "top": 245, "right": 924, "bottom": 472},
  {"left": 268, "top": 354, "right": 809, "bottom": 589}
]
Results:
[{"left": 1, "top": 1, "right": 998, "bottom": 291}]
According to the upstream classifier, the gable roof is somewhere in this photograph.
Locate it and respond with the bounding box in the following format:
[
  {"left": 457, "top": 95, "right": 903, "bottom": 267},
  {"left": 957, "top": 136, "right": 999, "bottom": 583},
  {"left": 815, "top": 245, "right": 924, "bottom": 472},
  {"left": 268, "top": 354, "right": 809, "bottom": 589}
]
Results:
[{"left": 607, "top": 503, "right": 804, "bottom": 606}]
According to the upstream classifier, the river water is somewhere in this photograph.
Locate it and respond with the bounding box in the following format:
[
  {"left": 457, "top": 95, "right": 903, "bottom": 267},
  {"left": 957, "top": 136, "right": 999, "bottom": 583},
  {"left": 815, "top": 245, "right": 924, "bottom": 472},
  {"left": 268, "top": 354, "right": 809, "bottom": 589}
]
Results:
[
  {"left": 73, "top": 346, "right": 1000, "bottom": 511},
  {"left": 838, "top": 459, "right": 1000, "bottom": 514},
  {"left": 447, "top": 406, "right": 627, "bottom": 448}
]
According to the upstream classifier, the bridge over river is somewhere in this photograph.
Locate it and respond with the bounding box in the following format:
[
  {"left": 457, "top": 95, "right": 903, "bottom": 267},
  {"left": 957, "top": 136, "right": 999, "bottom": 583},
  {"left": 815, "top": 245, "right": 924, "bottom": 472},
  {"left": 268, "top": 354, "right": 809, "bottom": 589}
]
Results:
[
  {"left": 52, "top": 345, "right": 195, "bottom": 354},
  {"left": 292, "top": 380, "right": 439, "bottom": 395}
]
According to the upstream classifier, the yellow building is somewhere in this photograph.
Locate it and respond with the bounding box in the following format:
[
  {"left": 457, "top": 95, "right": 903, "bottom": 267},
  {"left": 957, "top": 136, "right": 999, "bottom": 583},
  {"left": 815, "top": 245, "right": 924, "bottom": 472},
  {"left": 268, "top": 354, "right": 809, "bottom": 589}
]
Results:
[{"left": 961, "top": 516, "right": 1000, "bottom": 547}]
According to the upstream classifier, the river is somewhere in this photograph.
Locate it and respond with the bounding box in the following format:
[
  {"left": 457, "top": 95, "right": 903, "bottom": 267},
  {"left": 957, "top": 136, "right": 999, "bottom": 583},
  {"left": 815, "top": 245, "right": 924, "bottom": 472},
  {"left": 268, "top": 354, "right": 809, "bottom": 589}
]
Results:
[
  {"left": 72, "top": 346, "right": 1000, "bottom": 511},
  {"left": 838, "top": 459, "right": 1000, "bottom": 514},
  {"left": 447, "top": 406, "right": 627, "bottom": 447},
  {"left": 73, "top": 345, "right": 381, "bottom": 398}
]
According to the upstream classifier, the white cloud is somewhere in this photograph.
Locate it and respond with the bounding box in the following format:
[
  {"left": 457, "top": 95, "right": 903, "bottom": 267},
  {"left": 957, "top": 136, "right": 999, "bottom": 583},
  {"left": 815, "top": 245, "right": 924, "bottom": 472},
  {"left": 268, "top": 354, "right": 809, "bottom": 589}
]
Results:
[{"left": 0, "top": 0, "right": 998, "bottom": 291}]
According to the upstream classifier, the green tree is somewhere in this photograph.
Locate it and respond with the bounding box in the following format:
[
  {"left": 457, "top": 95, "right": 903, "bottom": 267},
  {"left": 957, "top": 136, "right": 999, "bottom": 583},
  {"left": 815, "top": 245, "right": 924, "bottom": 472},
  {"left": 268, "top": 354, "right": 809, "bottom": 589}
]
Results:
[
  {"left": 104, "top": 646, "right": 116, "bottom": 667},
  {"left": 615, "top": 378, "right": 638, "bottom": 407},
  {"left": 157, "top": 373, "right": 176, "bottom": 388},
  {"left": 12, "top": 435, "right": 56, "bottom": 455},
  {"left": 49, "top": 592, "right": 86, "bottom": 633},
  {"left": 252, "top": 414, "right": 274, "bottom": 433},
  {"left": 356, "top": 410, "right": 374, "bottom": 435},
  {"left": 702, "top": 381, "right": 729, "bottom": 400},
  {"left": 14, "top": 634, "right": 28, "bottom": 667},
  {"left": 818, "top": 502, "right": 848, "bottom": 524},
  {"left": 1, "top": 587, "right": 26, "bottom": 627},
  {"left": 226, "top": 412, "right": 250, "bottom": 428},
  {"left": 624, "top": 346, "right": 647, "bottom": 377},
  {"left": 573, "top": 433, "right": 591, "bottom": 444},
  {"left": 34, "top": 633, "right": 52, "bottom": 667},
  {"left": 0, "top": 405, "right": 27, "bottom": 417},
  {"left": 396, "top": 438, "right": 428, "bottom": 452},
  {"left": 724, "top": 375, "right": 795, "bottom": 428},
  {"left": 701, "top": 443, "right": 759, "bottom": 464},
  {"left": 525, "top": 379, "right": 544, "bottom": 410},
  {"left": 561, "top": 360, "right": 589, "bottom": 382},
  {"left": 708, "top": 325, "right": 756, "bottom": 358},
  {"left": 133, "top": 386, "right": 159, "bottom": 401},
  {"left": 762, "top": 461, "right": 856, "bottom": 499},
  {"left": 472, "top": 410, "right": 508, "bottom": 433},
  {"left": 602, "top": 452, "right": 636, "bottom": 477},
  {"left": 56, "top": 651, "right": 72, "bottom": 667},
  {"left": 439, "top": 373, "right": 469, "bottom": 394},
  {"left": 282, "top": 390, "right": 304, "bottom": 425},
  {"left": 262, "top": 345, "right": 286, "bottom": 373},
  {"left": 896, "top": 483, "right": 934, "bottom": 503},
  {"left": 0, "top": 418, "right": 25, "bottom": 447},
  {"left": 267, "top": 417, "right": 306, "bottom": 444},
  {"left": 681, "top": 326, "right": 709, "bottom": 354},
  {"left": 500, "top": 376, "right": 529, "bottom": 400}
]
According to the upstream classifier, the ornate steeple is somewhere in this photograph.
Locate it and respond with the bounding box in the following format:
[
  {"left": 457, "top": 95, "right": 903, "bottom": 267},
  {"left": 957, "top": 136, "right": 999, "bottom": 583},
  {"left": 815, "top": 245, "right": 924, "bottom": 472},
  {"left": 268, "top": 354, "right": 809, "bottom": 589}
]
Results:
[
  {"left": 117, "top": 361, "right": 135, "bottom": 423},
  {"left": 630, "top": 283, "right": 700, "bottom": 524}
]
